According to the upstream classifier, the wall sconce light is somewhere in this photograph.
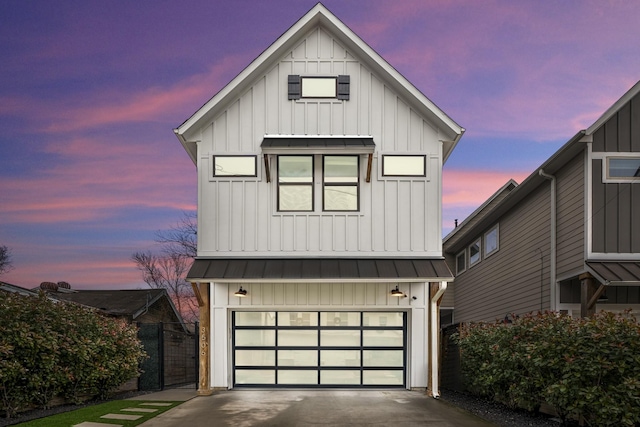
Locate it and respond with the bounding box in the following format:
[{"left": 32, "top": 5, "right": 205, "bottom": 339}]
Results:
[
  {"left": 390, "top": 285, "right": 406, "bottom": 298},
  {"left": 234, "top": 286, "right": 247, "bottom": 297}
]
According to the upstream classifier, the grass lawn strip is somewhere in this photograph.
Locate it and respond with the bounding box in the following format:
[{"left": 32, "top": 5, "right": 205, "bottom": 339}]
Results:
[{"left": 13, "top": 400, "right": 181, "bottom": 427}]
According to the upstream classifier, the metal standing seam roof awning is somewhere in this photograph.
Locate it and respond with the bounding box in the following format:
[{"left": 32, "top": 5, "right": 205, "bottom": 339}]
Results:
[
  {"left": 586, "top": 261, "right": 640, "bottom": 285},
  {"left": 187, "top": 258, "right": 453, "bottom": 283},
  {"left": 260, "top": 137, "right": 375, "bottom": 154}
]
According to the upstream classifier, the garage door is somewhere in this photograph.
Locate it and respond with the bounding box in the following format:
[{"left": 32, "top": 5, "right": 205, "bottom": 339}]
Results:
[{"left": 232, "top": 311, "right": 406, "bottom": 387}]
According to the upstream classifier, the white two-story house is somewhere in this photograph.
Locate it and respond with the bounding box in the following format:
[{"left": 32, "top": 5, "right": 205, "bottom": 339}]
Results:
[{"left": 175, "top": 4, "right": 463, "bottom": 397}]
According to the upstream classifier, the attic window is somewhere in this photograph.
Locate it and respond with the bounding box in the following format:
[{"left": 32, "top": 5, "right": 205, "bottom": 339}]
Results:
[
  {"left": 382, "top": 155, "right": 426, "bottom": 177},
  {"left": 213, "top": 156, "right": 257, "bottom": 177},
  {"left": 288, "top": 75, "right": 350, "bottom": 100}
]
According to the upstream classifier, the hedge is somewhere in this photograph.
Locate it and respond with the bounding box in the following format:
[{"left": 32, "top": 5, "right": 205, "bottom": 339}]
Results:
[
  {"left": 0, "top": 292, "right": 146, "bottom": 418},
  {"left": 455, "top": 310, "right": 640, "bottom": 426}
]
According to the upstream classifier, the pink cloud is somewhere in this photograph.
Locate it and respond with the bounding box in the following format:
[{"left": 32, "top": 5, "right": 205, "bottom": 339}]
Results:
[
  {"left": 443, "top": 168, "right": 528, "bottom": 209},
  {"left": 1, "top": 134, "right": 196, "bottom": 224}
]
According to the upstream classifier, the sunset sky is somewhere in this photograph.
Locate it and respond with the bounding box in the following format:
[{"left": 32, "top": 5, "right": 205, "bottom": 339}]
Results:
[{"left": 2, "top": 0, "right": 640, "bottom": 290}]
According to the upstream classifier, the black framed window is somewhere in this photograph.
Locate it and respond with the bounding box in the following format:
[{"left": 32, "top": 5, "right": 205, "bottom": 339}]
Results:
[
  {"left": 323, "top": 155, "right": 359, "bottom": 211},
  {"left": 278, "top": 156, "right": 314, "bottom": 211},
  {"left": 212, "top": 155, "right": 257, "bottom": 177}
]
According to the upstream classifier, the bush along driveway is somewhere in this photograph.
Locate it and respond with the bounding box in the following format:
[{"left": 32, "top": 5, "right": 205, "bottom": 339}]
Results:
[{"left": 455, "top": 310, "right": 640, "bottom": 426}]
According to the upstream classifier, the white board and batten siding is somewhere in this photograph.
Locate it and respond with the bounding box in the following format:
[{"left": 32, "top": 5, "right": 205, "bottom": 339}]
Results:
[
  {"left": 194, "top": 26, "right": 445, "bottom": 258},
  {"left": 208, "top": 281, "right": 430, "bottom": 389}
]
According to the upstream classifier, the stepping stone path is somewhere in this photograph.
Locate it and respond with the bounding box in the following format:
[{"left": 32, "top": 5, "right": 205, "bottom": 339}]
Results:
[{"left": 72, "top": 402, "right": 168, "bottom": 427}]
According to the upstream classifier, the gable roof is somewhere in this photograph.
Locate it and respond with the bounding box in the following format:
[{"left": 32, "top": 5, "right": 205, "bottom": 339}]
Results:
[
  {"left": 443, "top": 179, "right": 518, "bottom": 251},
  {"left": 175, "top": 3, "right": 464, "bottom": 163},
  {"left": 443, "top": 80, "right": 640, "bottom": 254}
]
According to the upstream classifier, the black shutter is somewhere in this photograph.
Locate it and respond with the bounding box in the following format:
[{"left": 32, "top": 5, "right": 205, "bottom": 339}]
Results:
[
  {"left": 288, "top": 75, "right": 301, "bottom": 100},
  {"left": 337, "top": 75, "right": 350, "bottom": 100}
]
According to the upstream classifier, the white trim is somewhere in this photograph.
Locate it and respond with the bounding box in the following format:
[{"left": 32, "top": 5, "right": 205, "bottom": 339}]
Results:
[
  {"left": 586, "top": 81, "right": 640, "bottom": 136},
  {"left": 586, "top": 145, "right": 593, "bottom": 265},
  {"left": 455, "top": 250, "right": 466, "bottom": 275},
  {"left": 483, "top": 224, "right": 499, "bottom": 258},
  {"left": 429, "top": 281, "right": 447, "bottom": 398},
  {"left": 468, "top": 238, "right": 481, "bottom": 267},
  {"left": 588, "top": 253, "right": 640, "bottom": 260}
]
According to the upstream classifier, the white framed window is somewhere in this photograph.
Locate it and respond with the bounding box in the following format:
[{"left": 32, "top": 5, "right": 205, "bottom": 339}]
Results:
[
  {"left": 323, "top": 156, "right": 359, "bottom": 211},
  {"left": 456, "top": 250, "right": 466, "bottom": 274},
  {"left": 469, "top": 239, "right": 481, "bottom": 267},
  {"left": 484, "top": 225, "right": 499, "bottom": 257},
  {"left": 381, "top": 155, "right": 426, "bottom": 177},
  {"left": 212, "top": 155, "right": 257, "bottom": 177},
  {"left": 604, "top": 156, "right": 640, "bottom": 182},
  {"left": 277, "top": 156, "right": 314, "bottom": 211}
]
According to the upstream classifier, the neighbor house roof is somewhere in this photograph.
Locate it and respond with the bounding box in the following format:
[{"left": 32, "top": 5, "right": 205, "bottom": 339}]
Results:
[
  {"left": 49, "top": 289, "right": 184, "bottom": 325},
  {"left": 174, "top": 3, "right": 464, "bottom": 164},
  {"left": 187, "top": 258, "right": 453, "bottom": 283},
  {"left": 0, "top": 281, "right": 39, "bottom": 297},
  {"left": 443, "top": 80, "right": 640, "bottom": 256}
]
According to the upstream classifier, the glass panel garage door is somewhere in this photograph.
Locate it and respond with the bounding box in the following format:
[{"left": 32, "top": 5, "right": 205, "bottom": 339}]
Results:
[{"left": 233, "top": 311, "right": 406, "bottom": 387}]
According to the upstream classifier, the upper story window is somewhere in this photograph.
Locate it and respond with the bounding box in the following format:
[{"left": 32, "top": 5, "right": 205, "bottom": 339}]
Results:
[
  {"left": 456, "top": 250, "right": 466, "bottom": 274},
  {"left": 213, "top": 155, "right": 257, "bottom": 177},
  {"left": 277, "top": 155, "right": 360, "bottom": 212},
  {"left": 323, "top": 156, "right": 359, "bottom": 211},
  {"left": 381, "top": 155, "right": 426, "bottom": 177},
  {"left": 288, "top": 75, "right": 350, "bottom": 100},
  {"left": 278, "top": 156, "right": 314, "bottom": 211},
  {"left": 606, "top": 157, "right": 640, "bottom": 181},
  {"left": 469, "top": 239, "right": 481, "bottom": 267},
  {"left": 484, "top": 225, "right": 499, "bottom": 257}
]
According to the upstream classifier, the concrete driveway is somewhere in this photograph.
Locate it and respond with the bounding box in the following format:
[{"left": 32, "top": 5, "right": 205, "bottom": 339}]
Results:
[{"left": 136, "top": 389, "right": 496, "bottom": 427}]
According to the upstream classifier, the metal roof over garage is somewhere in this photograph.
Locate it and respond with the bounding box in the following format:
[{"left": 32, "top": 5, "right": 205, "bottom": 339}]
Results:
[{"left": 187, "top": 258, "right": 453, "bottom": 283}]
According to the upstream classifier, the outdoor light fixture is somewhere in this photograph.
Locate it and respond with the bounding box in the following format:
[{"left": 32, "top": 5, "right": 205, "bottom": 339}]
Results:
[
  {"left": 234, "top": 286, "right": 247, "bottom": 297},
  {"left": 390, "top": 285, "right": 406, "bottom": 297}
]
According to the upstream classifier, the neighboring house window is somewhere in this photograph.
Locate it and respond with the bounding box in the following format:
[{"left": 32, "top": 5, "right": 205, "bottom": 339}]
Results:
[
  {"left": 484, "top": 225, "right": 499, "bottom": 257},
  {"left": 606, "top": 157, "right": 640, "bottom": 180},
  {"left": 456, "top": 250, "right": 466, "bottom": 274},
  {"left": 323, "top": 156, "right": 359, "bottom": 211},
  {"left": 278, "top": 156, "right": 314, "bottom": 211},
  {"left": 469, "top": 239, "right": 481, "bottom": 266},
  {"left": 382, "top": 155, "right": 426, "bottom": 177},
  {"left": 213, "top": 155, "right": 257, "bottom": 177}
]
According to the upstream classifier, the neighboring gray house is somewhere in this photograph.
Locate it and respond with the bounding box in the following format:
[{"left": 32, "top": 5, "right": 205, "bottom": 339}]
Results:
[
  {"left": 444, "top": 82, "right": 640, "bottom": 324},
  {"left": 175, "top": 4, "right": 463, "bottom": 396}
]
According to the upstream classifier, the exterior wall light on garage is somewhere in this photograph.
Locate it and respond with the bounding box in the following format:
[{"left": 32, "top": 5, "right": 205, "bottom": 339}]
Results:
[
  {"left": 390, "top": 285, "right": 406, "bottom": 298},
  {"left": 234, "top": 286, "right": 248, "bottom": 297}
]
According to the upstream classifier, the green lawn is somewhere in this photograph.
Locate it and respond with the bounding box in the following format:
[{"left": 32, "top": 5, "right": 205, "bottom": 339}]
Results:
[{"left": 13, "top": 400, "right": 181, "bottom": 427}]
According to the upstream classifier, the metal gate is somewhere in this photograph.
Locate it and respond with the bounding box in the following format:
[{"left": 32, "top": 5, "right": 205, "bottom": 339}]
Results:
[{"left": 137, "top": 322, "right": 198, "bottom": 391}]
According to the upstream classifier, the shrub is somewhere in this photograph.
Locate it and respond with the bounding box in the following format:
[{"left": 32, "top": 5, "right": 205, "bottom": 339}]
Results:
[
  {"left": 455, "top": 311, "right": 640, "bottom": 426},
  {"left": 0, "top": 292, "right": 146, "bottom": 418}
]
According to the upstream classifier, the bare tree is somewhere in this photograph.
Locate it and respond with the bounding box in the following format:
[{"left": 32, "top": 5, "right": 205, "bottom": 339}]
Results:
[
  {"left": 131, "top": 212, "right": 199, "bottom": 323},
  {"left": 131, "top": 251, "right": 198, "bottom": 322},
  {"left": 0, "top": 245, "right": 14, "bottom": 276},
  {"left": 155, "top": 211, "right": 197, "bottom": 258}
]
